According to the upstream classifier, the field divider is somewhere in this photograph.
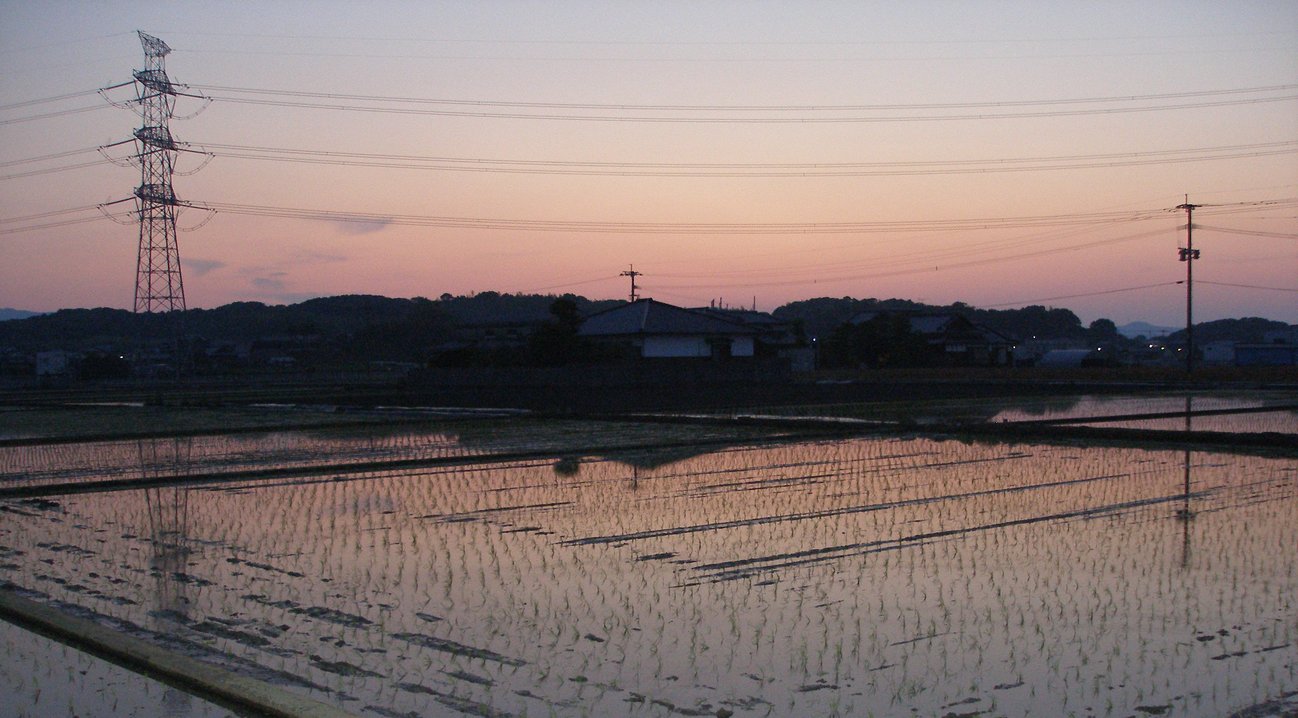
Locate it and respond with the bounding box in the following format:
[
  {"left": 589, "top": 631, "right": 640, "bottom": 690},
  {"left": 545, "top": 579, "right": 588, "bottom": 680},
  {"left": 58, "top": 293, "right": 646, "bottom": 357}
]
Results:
[
  {"left": 1003, "top": 403, "right": 1298, "bottom": 426},
  {"left": 0, "top": 429, "right": 837, "bottom": 499},
  {"left": 0, "top": 589, "right": 359, "bottom": 718},
  {"left": 583, "top": 411, "right": 1298, "bottom": 452}
]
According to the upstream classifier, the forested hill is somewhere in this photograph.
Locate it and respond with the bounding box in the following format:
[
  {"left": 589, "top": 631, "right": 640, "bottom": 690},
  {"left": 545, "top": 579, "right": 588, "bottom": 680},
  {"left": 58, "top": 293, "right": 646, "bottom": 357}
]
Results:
[
  {"left": 1165, "top": 317, "right": 1293, "bottom": 344},
  {"left": 0, "top": 293, "right": 620, "bottom": 351},
  {"left": 1, "top": 293, "right": 1288, "bottom": 353},
  {"left": 772, "top": 297, "right": 1094, "bottom": 342}
]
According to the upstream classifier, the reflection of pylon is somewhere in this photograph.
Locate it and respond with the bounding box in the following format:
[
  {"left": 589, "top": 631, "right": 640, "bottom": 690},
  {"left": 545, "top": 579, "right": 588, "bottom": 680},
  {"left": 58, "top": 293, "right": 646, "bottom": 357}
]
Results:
[{"left": 139, "top": 438, "right": 193, "bottom": 613}]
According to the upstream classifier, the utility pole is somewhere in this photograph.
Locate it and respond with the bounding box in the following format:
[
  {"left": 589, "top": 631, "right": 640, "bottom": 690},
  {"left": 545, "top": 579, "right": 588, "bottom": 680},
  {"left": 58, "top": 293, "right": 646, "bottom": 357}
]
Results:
[
  {"left": 620, "top": 264, "right": 643, "bottom": 303},
  {"left": 1176, "top": 197, "right": 1200, "bottom": 377}
]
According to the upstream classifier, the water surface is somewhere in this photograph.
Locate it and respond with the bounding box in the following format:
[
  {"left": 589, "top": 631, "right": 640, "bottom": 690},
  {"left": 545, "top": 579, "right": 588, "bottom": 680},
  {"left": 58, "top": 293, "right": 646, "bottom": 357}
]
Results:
[{"left": 1, "top": 428, "right": 1294, "bottom": 717}]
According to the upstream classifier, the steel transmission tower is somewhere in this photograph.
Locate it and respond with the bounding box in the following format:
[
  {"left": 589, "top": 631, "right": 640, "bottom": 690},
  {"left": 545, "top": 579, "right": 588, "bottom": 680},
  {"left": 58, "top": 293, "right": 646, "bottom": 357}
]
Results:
[{"left": 131, "top": 31, "right": 188, "bottom": 313}]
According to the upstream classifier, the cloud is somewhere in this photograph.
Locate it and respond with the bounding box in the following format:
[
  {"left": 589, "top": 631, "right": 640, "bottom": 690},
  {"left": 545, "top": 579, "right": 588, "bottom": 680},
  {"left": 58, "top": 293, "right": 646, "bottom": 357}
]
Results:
[
  {"left": 250, "top": 273, "right": 288, "bottom": 291},
  {"left": 292, "top": 251, "right": 349, "bottom": 265},
  {"left": 185, "top": 258, "right": 227, "bottom": 277},
  {"left": 330, "top": 216, "right": 393, "bottom": 235}
]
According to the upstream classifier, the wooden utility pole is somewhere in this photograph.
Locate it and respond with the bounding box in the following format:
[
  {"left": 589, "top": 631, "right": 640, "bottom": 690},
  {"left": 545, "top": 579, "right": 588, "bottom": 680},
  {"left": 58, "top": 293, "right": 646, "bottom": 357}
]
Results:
[
  {"left": 620, "top": 264, "right": 642, "bottom": 303},
  {"left": 1176, "top": 198, "right": 1200, "bottom": 376}
]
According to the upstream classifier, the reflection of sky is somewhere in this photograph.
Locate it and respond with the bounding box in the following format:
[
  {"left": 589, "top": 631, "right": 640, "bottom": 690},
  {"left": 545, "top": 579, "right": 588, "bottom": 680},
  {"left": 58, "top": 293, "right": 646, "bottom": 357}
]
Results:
[
  {"left": 752, "top": 393, "right": 1298, "bottom": 433},
  {"left": 2, "top": 433, "right": 1295, "bottom": 716},
  {"left": 0, "top": 620, "right": 228, "bottom": 718},
  {"left": 988, "top": 394, "right": 1298, "bottom": 434},
  {"left": 0, "top": 419, "right": 769, "bottom": 489}
]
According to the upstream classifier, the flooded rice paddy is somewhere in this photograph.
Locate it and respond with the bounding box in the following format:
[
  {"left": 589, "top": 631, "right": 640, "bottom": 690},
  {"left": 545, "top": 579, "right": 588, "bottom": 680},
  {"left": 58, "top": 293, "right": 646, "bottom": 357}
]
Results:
[
  {"left": 754, "top": 392, "right": 1298, "bottom": 435},
  {"left": 1, "top": 412, "right": 1296, "bottom": 717}
]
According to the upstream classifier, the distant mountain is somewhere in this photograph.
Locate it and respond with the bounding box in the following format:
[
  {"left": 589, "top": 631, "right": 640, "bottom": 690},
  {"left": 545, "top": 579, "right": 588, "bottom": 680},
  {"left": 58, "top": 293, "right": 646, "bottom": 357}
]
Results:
[
  {"left": 1117, "top": 321, "right": 1178, "bottom": 339},
  {"left": 0, "top": 308, "right": 41, "bottom": 322},
  {"left": 1165, "top": 317, "right": 1293, "bottom": 345}
]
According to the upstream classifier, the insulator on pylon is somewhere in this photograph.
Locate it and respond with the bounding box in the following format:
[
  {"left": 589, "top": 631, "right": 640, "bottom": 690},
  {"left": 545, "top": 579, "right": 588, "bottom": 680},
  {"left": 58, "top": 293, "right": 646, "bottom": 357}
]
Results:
[
  {"left": 135, "top": 183, "right": 179, "bottom": 205},
  {"left": 134, "top": 126, "right": 178, "bottom": 150},
  {"left": 133, "top": 69, "right": 179, "bottom": 96}
]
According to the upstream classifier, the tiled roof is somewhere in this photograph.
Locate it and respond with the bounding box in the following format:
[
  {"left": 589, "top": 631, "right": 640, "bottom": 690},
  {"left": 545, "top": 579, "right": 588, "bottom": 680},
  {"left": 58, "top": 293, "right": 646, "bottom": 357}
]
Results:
[{"left": 579, "top": 299, "right": 757, "bottom": 337}]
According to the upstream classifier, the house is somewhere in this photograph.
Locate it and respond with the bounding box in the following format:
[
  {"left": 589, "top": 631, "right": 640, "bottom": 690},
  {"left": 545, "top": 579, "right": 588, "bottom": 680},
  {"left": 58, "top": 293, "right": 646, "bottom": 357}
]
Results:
[
  {"left": 1235, "top": 344, "right": 1298, "bottom": 367},
  {"left": 1036, "top": 349, "right": 1103, "bottom": 368},
  {"left": 35, "top": 350, "right": 71, "bottom": 376},
  {"left": 578, "top": 299, "right": 757, "bottom": 360},
  {"left": 1233, "top": 326, "right": 1297, "bottom": 366},
  {"left": 1199, "top": 340, "right": 1236, "bottom": 366},
  {"left": 691, "top": 307, "right": 814, "bottom": 371},
  {"left": 847, "top": 310, "right": 1016, "bottom": 366}
]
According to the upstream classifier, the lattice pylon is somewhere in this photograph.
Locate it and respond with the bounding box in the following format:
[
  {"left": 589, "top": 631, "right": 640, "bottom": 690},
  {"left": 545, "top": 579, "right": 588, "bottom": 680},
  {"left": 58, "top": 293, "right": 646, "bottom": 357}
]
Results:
[{"left": 132, "top": 31, "right": 186, "bottom": 314}]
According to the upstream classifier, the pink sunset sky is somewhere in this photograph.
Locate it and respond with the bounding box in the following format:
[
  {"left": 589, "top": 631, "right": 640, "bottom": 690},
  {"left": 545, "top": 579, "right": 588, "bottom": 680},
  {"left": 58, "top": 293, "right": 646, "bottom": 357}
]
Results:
[{"left": 2, "top": 1, "right": 1295, "bottom": 326}]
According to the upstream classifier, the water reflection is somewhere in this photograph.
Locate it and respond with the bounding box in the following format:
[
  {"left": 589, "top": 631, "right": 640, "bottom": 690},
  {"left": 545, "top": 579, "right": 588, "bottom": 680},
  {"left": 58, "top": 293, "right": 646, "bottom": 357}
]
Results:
[
  {"left": 1, "top": 430, "right": 1294, "bottom": 717},
  {"left": 0, "top": 419, "right": 774, "bottom": 491},
  {"left": 139, "top": 438, "right": 197, "bottom": 715}
]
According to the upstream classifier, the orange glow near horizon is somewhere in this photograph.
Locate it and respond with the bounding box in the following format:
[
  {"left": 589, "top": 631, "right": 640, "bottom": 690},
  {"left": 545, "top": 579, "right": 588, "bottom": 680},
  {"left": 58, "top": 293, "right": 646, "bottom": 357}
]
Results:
[{"left": 1, "top": 3, "right": 1295, "bottom": 325}]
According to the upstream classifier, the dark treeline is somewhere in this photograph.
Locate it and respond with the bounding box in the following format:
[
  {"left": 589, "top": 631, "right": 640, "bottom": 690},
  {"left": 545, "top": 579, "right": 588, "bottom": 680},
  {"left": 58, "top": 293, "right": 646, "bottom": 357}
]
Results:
[
  {"left": 772, "top": 297, "right": 1101, "bottom": 343},
  {"left": 0, "top": 292, "right": 1289, "bottom": 367}
]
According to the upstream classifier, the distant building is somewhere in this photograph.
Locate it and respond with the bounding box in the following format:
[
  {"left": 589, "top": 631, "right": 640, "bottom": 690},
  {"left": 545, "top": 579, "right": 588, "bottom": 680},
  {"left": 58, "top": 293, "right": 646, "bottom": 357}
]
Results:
[
  {"left": 1199, "top": 340, "right": 1236, "bottom": 366},
  {"left": 847, "top": 310, "right": 1016, "bottom": 366},
  {"left": 1235, "top": 344, "right": 1298, "bottom": 367},
  {"left": 1036, "top": 349, "right": 1107, "bottom": 368},
  {"left": 1234, "top": 326, "right": 1297, "bottom": 366},
  {"left": 1262, "top": 326, "right": 1298, "bottom": 345},
  {"left": 35, "top": 350, "right": 71, "bottom": 376},
  {"left": 578, "top": 299, "right": 757, "bottom": 360},
  {"left": 691, "top": 306, "right": 814, "bottom": 371}
]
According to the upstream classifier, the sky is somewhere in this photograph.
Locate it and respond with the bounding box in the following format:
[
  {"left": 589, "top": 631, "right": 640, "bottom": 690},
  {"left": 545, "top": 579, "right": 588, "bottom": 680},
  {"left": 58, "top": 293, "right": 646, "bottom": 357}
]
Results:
[{"left": 1, "top": 1, "right": 1296, "bottom": 326}]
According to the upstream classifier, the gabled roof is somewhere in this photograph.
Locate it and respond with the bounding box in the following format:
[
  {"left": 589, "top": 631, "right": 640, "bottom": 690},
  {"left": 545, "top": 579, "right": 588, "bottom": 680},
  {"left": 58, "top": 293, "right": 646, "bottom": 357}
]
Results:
[
  {"left": 849, "top": 309, "right": 1016, "bottom": 344},
  {"left": 579, "top": 299, "right": 757, "bottom": 337},
  {"left": 690, "top": 307, "right": 787, "bottom": 327},
  {"left": 850, "top": 310, "right": 961, "bottom": 334}
]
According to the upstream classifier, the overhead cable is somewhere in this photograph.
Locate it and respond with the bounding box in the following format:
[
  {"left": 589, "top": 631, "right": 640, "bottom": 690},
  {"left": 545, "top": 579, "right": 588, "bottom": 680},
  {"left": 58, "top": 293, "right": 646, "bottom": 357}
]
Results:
[{"left": 201, "top": 140, "right": 1298, "bottom": 177}]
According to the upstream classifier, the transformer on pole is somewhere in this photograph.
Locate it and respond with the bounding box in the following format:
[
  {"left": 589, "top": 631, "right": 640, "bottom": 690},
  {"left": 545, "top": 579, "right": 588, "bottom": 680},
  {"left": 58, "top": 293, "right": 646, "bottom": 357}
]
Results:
[{"left": 620, "top": 264, "right": 643, "bottom": 303}]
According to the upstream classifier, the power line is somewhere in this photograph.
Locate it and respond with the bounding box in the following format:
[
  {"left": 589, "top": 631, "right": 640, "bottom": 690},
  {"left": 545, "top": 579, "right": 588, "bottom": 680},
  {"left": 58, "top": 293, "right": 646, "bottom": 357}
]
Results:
[
  {"left": 0, "top": 159, "right": 113, "bottom": 182},
  {"left": 518, "top": 275, "right": 619, "bottom": 294},
  {"left": 980, "top": 282, "right": 1182, "bottom": 308},
  {"left": 200, "top": 140, "right": 1298, "bottom": 177},
  {"left": 0, "top": 89, "right": 104, "bottom": 111},
  {"left": 192, "top": 200, "right": 1170, "bottom": 233},
  {"left": 0, "top": 205, "right": 105, "bottom": 225},
  {"left": 652, "top": 228, "right": 1169, "bottom": 290},
  {"left": 190, "top": 82, "right": 1298, "bottom": 112},
  {"left": 0, "top": 146, "right": 100, "bottom": 168},
  {"left": 201, "top": 92, "right": 1298, "bottom": 124},
  {"left": 1199, "top": 280, "right": 1298, "bottom": 293},
  {"left": 0, "top": 212, "right": 132, "bottom": 236},
  {"left": 0, "top": 104, "right": 110, "bottom": 126},
  {"left": 1192, "top": 225, "right": 1298, "bottom": 239}
]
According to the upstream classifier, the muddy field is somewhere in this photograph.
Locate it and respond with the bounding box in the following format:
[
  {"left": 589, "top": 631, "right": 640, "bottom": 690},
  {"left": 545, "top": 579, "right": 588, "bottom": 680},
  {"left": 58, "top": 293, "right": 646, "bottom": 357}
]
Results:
[{"left": 0, "top": 403, "right": 1295, "bottom": 717}]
